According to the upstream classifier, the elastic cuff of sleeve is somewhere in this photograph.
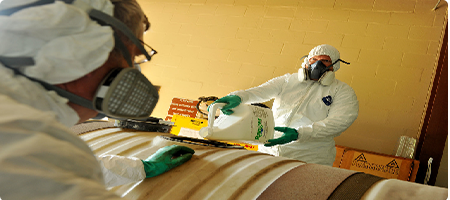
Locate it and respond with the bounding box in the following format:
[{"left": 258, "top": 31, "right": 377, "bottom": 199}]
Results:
[
  {"left": 297, "top": 125, "right": 314, "bottom": 141},
  {"left": 229, "top": 91, "right": 246, "bottom": 103},
  {"left": 236, "top": 95, "right": 242, "bottom": 102},
  {"left": 141, "top": 160, "right": 155, "bottom": 178},
  {"left": 295, "top": 128, "right": 302, "bottom": 141}
]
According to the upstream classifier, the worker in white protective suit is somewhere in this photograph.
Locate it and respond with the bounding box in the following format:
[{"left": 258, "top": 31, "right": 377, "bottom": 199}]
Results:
[
  {"left": 0, "top": 0, "right": 194, "bottom": 199},
  {"left": 211, "top": 44, "right": 359, "bottom": 166}
]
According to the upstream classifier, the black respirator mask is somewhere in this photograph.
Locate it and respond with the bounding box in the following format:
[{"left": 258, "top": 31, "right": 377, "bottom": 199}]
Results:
[
  {"left": 299, "top": 55, "right": 350, "bottom": 85},
  {"left": 0, "top": 0, "right": 159, "bottom": 120},
  {"left": 307, "top": 60, "right": 333, "bottom": 80}
]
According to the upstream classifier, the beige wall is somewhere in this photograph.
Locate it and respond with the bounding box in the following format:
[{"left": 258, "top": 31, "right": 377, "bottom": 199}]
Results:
[{"left": 138, "top": 0, "right": 447, "bottom": 155}]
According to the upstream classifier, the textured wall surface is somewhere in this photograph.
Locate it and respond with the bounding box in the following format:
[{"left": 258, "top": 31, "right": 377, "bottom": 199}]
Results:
[{"left": 137, "top": 0, "right": 448, "bottom": 155}]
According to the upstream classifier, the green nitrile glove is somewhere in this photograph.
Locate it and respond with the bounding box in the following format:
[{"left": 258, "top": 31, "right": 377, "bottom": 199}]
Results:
[
  {"left": 264, "top": 127, "right": 299, "bottom": 147},
  {"left": 208, "top": 95, "right": 242, "bottom": 115},
  {"left": 141, "top": 145, "right": 195, "bottom": 178}
]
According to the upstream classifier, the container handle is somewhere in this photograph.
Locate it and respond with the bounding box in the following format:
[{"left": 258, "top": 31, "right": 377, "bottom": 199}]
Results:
[{"left": 207, "top": 103, "right": 227, "bottom": 130}]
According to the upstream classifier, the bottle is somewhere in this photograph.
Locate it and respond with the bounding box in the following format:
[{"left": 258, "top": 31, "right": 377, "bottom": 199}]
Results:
[{"left": 199, "top": 103, "right": 274, "bottom": 145}]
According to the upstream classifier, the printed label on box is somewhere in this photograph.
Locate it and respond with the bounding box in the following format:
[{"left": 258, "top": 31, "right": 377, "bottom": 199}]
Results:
[{"left": 349, "top": 152, "right": 401, "bottom": 179}]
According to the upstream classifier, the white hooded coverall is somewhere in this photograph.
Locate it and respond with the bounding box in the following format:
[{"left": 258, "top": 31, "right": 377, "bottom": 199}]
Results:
[
  {"left": 0, "top": 0, "right": 147, "bottom": 199},
  {"left": 230, "top": 45, "right": 359, "bottom": 166}
]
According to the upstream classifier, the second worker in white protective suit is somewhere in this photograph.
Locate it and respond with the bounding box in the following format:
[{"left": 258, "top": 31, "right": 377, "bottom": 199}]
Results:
[
  {"left": 0, "top": 0, "right": 194, "bottom": 199},
  {"left": 212, "top": 44, "right": 359, "bottom": 166}
]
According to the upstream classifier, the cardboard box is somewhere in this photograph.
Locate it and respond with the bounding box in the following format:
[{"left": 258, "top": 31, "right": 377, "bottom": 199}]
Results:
[
  {"left": 333, "top": 145, "right": 346, "bottom": 167},
  {"left": 337, "top": 149, "right": 419, "bottom": 182}
]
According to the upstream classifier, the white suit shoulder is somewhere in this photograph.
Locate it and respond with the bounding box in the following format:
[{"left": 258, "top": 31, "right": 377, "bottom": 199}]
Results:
[
  {"left": 331, "top": 79, "right": 357, "bottom": 98},
  {"left": 0, "top": 94, "right": 123, "bottom": 199},
  {"left": 0, "top": 67, "right": 127, "bottom": 199}
]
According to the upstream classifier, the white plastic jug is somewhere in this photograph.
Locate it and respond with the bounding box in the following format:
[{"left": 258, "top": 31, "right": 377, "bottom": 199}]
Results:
[{"left": 199, "top": 103, "right": 275, "bottom": 144}]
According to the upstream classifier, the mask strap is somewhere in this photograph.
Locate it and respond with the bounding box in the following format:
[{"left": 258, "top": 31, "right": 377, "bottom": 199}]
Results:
[
  {"left": 325, "top": 59, "right": 350, "bottom": 72},
  {"left": 113, "top": 32, "right": 133, "bottom": 68},
  {"left": 0, "top": 57, "right": 95, "bottom": 110},
  {"left": 26, "top": 75, "right": 96, "bottom": 110},
  {"left": 88, "top": 8, "right": 152, "bottom": 65},
  {"left": 0, "top": 56, "right": 34, "bottom": 68},
  {"left": 299, "top": 55, "right": 309, "bottom": 70},
  {"left": 332, "top": 59, "right": 350, "bottom": 65},
  {"left": 76, "top": 0, "right": 155, "bottom": 66},
  {"left": 0, "top": 0, "right": 153, "bottom": 68},
  {"left": 0, "top": 0, "right": 76, "bottom": 16},
  {"left": 300, "top": 55, "right": 308, "bottom": 60},
  {"left": 324, "top": 63, "right": 333, "bottom": 71},
  {"left": 0, "top": 0, "right": 152, "bottom": 116}
]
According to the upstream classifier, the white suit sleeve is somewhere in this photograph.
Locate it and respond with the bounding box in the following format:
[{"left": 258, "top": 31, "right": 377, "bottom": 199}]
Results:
[
  {"left": 230, "top": 74, "right": 289, "bottom": 103},
  {"left": 0, "top": 95, "right": 125, "bottom": 199},
  {"left": 98, "top": 155, "right": 147, "bottom": 188},
  {"left": 296, "top": 84, "right": 359, "bottom": 141}
]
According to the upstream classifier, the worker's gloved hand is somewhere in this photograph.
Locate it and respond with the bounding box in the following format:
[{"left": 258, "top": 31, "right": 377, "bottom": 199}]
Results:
[
  {"left": 264, "top": 127, "right": 299, "bottom": 147},
  {"left": 141, "top": 145, "right": 195, "bottom": 178},
  {"left": 208, "top": 95, "right": 242, "bottom": 115}
]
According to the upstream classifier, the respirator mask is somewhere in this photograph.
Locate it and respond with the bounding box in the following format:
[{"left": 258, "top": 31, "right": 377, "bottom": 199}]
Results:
[
  {"left": 308, "top": 60, "right": 332, "bottom": 80},
  {"left": 298, "top": 55, "right": 350, "bottom": 86},
  {"left": 0, "top": 0, "right": 159, "bottom": 120}
]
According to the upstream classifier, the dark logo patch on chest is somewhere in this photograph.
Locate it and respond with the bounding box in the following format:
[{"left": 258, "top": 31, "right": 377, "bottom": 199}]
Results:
[{"left": 322, "top": 95, "right": 332, "bottom": 106}]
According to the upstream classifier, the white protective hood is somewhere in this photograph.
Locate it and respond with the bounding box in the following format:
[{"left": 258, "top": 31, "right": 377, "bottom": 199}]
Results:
[
  {"left": 300, "top": 44, "right": 341, "bottom": 72},
  {"left": 0, "top": 0, "right": 148, "bottom": 193},
  {"left": 0, "top": 0, "right": 115, "bottom": 84}
]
